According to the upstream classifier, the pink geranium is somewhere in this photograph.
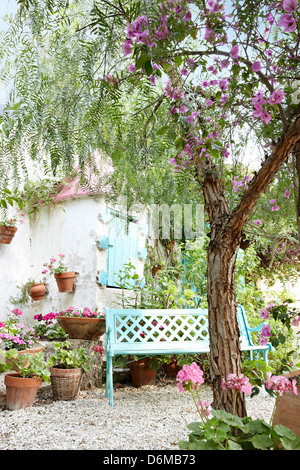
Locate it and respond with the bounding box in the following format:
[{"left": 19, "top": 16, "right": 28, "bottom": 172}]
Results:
[
  {"left": 221, "top": 373, "right": 252, "bottom": 395},
  {"left": 265, "top": 372, "right": 298, "bottom": 395},
  {"left": 176, "top": 362, "right": 205, "bottom": 392}
]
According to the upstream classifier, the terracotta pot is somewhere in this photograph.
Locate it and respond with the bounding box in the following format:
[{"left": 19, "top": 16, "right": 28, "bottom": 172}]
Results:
[
  {"left": 0, "top": 225, "right": 18, "bottom": 244},
  {"left": 5, "top": 343, "right": 45, "bottom": 372},
  {"left": 29, "top": 283, "right": 47, "bottom": 301},
  {"left": 54, "top": 272, "right": 78, "bottom": 292},
  {"left": 129, "top": 357, "right": 156, "bottom": 387},
  {"left": 272, "top": 370, "right": 300, "bottom": 436},
  {"left": 50, "top": 367, "right": 82, "bottom": 400},
  {"left": 4, "top": 373, "right": 42, "bottom": 410},
  {"left": 163, "top": 356, "right": 180, "bottom": 378},
  {"left": 56, "top": 316, "right": 106, "bottom": 340}
]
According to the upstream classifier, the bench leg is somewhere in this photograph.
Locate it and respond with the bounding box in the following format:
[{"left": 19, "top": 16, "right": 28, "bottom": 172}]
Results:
[{"left": 106, "top": 354, "right": 114, "bottom": 407}]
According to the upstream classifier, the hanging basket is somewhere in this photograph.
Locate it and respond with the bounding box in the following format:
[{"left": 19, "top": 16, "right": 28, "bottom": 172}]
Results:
[
  {"left": 50, "top": 367, "right": 82, "bottom": 400},
  {"left": 0, "top": 226, "right": 18, "bottom": 245},
  {"left": 54, "top": 272, "right": 78, "bottom": 293}
]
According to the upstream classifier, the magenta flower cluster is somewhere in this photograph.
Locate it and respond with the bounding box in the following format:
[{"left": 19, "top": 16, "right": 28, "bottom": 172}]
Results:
[
  {"left": 176, "top": 362, "right": 205, "bottom": 392},
  {"left": 221, "top": 373, "right": 252, "bottom": 395},
  {"left": 265, "top": 372, "right": 298, "bottom": 395}
]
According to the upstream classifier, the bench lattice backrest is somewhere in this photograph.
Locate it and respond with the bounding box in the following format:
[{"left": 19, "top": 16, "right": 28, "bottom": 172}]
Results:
[{"left": 107, "top": 309, "right": 209, "bottom": 344}]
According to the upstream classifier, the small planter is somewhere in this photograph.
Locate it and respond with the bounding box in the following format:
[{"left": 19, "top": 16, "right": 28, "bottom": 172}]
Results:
[
  {"left": 29, "top": 283, "right": 47, "bottom": 301},
  {"left": 129, "top": 357, "right": 157, "bottom": 387},
  {"left": 5, "top": 343, "right": 45, "bottom": 372},
  {"left": 54, "top": 272, "right": 78, "bottom": 293},
  {"left": 0, "top": 226, "right": 18, "bottom": 245},
  {"left": 162, "top": 355, "right": 180, "bottom": 378},
  {"left": 272, "top": 370, "right": 300, "bottom": 436},
  {"left": 4, "top": 373, "right": 42, "bottom": 410},
  {"left": 56, "top": 316, "right": 106, "bottom": 340},
  {"left": 50, "top": 367, "right": 82, "bottom": 401}
]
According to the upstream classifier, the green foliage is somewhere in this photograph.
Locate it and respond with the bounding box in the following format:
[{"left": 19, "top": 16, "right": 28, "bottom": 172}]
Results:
[
  {"left": 179, "top": 410, "right": 300, "bottom": 450},
  {"left": 48, "top": 341, "right": 92, "bottom": 372},
  {"left": 0, "top": 350, "right": 50, "bottom": 383}
]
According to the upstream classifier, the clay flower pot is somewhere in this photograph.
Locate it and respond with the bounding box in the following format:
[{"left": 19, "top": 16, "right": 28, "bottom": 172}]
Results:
[
  {"left": 129, "top": 357, "right": 157, "bottom": 387},
  {"left": 29, "top": 283, "right": 47, "bottom": 301},
  {"left": 5, "top": 343, "right": 45, "bottom": 372},
  {"left": 56, "top": 316, "right": 106, "bottom": 340},
  {"left": 54, "top": 272, "right": 78, "bottom": 292},
  {"left": 272, "top": 370, "right": 300, "bottom": 436},
  {"left": 0, "top": 226, "right": 18, "bottom": 244},
  {"left": 50, "top": 367, "right": 82, "bottom": 401},
  {"left": 163, "top": 356, "right": 180, "bottom": 378},
  {"left": 4, "top": 373, "right": 42, "bottom": 410}
]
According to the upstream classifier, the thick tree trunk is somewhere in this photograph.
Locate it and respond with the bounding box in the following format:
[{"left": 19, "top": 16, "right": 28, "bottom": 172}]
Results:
[{"left": 206, "top": 221, "right": 247, "bottom": 416}]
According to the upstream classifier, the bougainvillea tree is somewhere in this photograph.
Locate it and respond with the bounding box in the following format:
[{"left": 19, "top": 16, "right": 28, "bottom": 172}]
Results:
[{"left": 0, "top": 0, "right": 300, "bottom": 416}]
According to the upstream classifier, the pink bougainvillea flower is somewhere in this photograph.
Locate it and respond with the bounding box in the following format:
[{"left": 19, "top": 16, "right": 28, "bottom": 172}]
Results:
[
  {"left": 219, "top": 79, "right": 228, "bottom": 91},
  {"left": 179, "top": 104, "right": 189, "bottom": 115},
  {"left": 259, "top": 307, "right": 270, "bottom": 319},
  {"left": 269, "top": 199, "right": 276, "bottom": 204},
  {"left": 269, "top": 89, "right": 286, "bottom": 106},
  {"left": 230, "top": 44, "right": 239, "bottom": 59},
  {"left": 252, "top": 106, "right": 263, "bottom": 118},
  {"left": 284, "top": 189, "right": 290, "bottom": 198},
  {"left": 180, "top": 68, "right": 189, "bottom": 76},
  {"left": 283, "top": 0, "right": 298, "bottom": 12},
  {"left": 251, "top": 61, "right": 262, "bottom": 72},
  {"left": 252, "top": 91, "right": 266, "bottom": 106},
  {"left": 149, "top": 74, "right": 156, "bottom": 85},
  {"left": 271, "top": 204, "right": 280, "bottom": 211},
  {"left": 278, "top": 13, "right": 297, "bottom": 32},
  {"left": 128, "top": 63, "right": 136, "bottom": 72},
  {"left": 122, "top": 39, "right": 133, "bottom": 56},
  {"left": 260, "top": 110, "right": 272, "bottom": 124},
  {"left": 254, "top": 219, "right": 262, "bottom": 225},
  {"left": 187, "top": 111, "right": 198, "bottom": 123}
]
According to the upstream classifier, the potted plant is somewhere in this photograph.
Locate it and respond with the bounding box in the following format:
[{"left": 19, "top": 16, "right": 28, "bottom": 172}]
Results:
[
  {"left": 0, "top": 308, "right": 45, "bottom": 372},
  {"left": 48, "top": 341, "right": 92, "bottom": 400},
  {"left": 1, "top": 349, "right": 50, "bottom": 410},
  {"left": 129, "top": 355, "right": 160, "bottom": 387},
  {"left": 44, "top": 253, "right": 78, "bottom": 292},
  {"left": 0, "top": 208, "right": 25, "bottom": 244},
  {"left": 55, "top": 306, "right": 106, "bottom": 340},
  {"left": 32, "top": 312, "right": 68, "bottom": 341}
]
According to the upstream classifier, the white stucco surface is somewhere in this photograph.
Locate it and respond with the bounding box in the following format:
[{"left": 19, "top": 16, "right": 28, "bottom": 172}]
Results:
[{"left": 0, "top": 194, "right": 147, "bottom": 325}]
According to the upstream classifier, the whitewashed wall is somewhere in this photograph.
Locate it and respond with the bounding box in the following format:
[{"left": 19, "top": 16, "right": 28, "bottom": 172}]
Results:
[{"left": 0, "top": 195, "right": 147, "bottom": 326}]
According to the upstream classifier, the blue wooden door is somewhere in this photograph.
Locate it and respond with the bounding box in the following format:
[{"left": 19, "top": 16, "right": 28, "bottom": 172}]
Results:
[{"left": 107, "top": 213, "right": 139, "bottom": 287}]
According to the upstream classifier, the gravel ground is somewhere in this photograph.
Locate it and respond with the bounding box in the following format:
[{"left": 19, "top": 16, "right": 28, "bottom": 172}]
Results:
[{"left": 0, "top": 379, "right": 275, "bottom": 451}]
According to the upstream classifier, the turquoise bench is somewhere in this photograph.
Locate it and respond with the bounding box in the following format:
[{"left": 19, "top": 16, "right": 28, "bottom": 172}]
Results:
[{"left": 105, "top": 305, "right": 272, "bottom": 406}]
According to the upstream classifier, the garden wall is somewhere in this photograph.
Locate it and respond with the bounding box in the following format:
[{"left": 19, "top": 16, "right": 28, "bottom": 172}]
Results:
[{"left": 0, "top": 194, "right": 148, "bottom": 325}]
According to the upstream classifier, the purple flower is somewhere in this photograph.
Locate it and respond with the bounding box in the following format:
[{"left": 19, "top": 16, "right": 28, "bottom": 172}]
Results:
[
  {"left": 260, "top": 110, "right": 272, "bottom": 124},
  {"left": 180, "top": 68, "right": 189, "bottom": 76},
  {"left": 230, "top": 44, "right": 239, "bottom": 59},
  {"left": 128, "top": 63, "right": 136, "bottom": 72},
  {"left": 271, "top": 204, "right": 280, "bottom": 211},
  {"left": 254, "top": 219, "right": 262, "bottom": 225},
  {"left": 251, "top": 61, "right": 261, "bottom": 72},
  {"left": 149, "top": 74, "right": 156, "bottom": 85},
  {"left": 219, "top": 79, "right": 228, "bottom": 91},
  {"left": 268, "top": 89, "right": 286, "bottom": 106},
  {"left": 122, "top": 39, "right": 133, "bottom": 56},
  {"left": 283, "top": 0, "right": 298, "bottom": 12},
  {"left": 278, "top": 13, "right": 297, "bottom": 32},
  {"left": 284, "top": 189, "right": 290, "bottom": 198}
]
